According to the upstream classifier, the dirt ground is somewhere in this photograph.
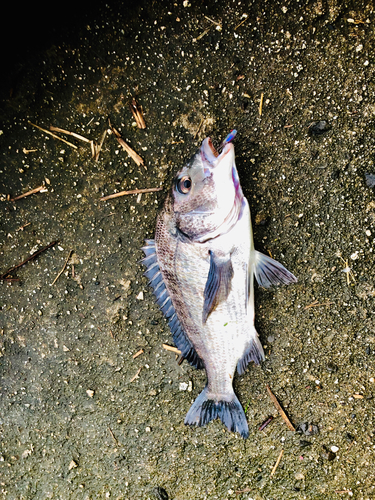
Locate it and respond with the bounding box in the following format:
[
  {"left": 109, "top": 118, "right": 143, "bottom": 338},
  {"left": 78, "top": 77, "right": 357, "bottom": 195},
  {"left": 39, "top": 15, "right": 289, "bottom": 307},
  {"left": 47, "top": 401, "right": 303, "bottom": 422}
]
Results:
[{"left": 1, "top": 0, "right": 375, "bottom": 498}]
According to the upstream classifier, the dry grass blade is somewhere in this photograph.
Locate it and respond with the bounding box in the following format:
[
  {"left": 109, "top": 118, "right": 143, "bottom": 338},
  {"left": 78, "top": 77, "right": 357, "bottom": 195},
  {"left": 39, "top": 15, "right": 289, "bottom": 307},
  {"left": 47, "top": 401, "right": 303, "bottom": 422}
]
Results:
[
  {"left": 266, "top": 385, "right": 295, "bottom": 431},
  {"left": 49, "top": 126, "right": 91, "bottom": 143},
  {"left": 92, "top": 129, "right": 108, "bottom": 161},
  {"left": 28, "top": 121, "right": 78, "bottom": 149},
  {"left": 129, "top": 99, "right": 146, "bottom": 129},
  {"left": 108, "top": 119, "right": 145, "bottom": 167},
  {"left": 100, "top": 187, "right": 162, "bottom": 202},
  {"left": 304, "top": 300, "right": 333, "bottom": 310},
  {"left": 259, "top": 92, "right": 264, "bottom": 116}
]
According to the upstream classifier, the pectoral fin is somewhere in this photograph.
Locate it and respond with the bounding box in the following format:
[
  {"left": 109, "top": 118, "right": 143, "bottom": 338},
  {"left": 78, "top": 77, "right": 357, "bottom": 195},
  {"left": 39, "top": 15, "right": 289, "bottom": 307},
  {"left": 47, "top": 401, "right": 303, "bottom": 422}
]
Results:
[
  {"left": 203, "top": 250, "right": 233, "bottom": 323},
  {"left": 253, "top": 250, "right": 297, "bottom": 288}
]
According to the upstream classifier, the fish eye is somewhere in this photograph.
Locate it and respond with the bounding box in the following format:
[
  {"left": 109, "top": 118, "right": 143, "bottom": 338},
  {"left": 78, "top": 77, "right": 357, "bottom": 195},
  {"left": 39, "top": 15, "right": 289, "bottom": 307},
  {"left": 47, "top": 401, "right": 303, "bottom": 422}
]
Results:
[{"left": 176, "top": 176, "right": 192, "bottom": 194}]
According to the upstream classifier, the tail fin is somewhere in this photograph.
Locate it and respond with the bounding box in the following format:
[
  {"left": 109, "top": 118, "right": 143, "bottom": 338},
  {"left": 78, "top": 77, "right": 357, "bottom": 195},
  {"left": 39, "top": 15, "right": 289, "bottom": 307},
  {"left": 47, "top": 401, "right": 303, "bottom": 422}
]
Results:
[{"left": 184, "top": 386, "right": 249, "bottom": 438}]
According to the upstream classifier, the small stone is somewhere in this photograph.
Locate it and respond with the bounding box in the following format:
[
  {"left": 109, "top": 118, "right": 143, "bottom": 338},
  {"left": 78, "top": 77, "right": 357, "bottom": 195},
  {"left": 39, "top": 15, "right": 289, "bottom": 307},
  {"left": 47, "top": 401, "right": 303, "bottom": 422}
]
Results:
[
  {"left": 63, "top": 345, "right": 70, "bottom": 352},
  {"left": 326, "top": 362, "right": 338, "bottom": 373},
  {"left": 69, "top": 460, "right": 78, "bottom": 470},
  {"left": 331, "top": 445, "right": 339, "bottom": 453},
  {"left": 136, "top": 291, "right": 144, "bottom": 300},
  {"left": 365, "top": 173, "right": 375, "bottom": 188},
  {"left": 295, "top": 472, "right": 304, "bottom": 480},
  {"left": 297, "top": 422, "right": 319, "bottom": 435},
  {"left": 321, "top": 448, "right": 336, "bottom": 461},
  {"left": 152, "top": 486, "right": 169, "bottom": 500},
  {"left": 299, "top": 440, "right": 312, "bottom": 448},
  {"left": 179, "top": 382, "right": 188, "bottom": 391},
  {"left": 309, "top": 120, "right": 331, "bottom": 136},
  {"left": 86, "top": 389, "right": 95, "bottom": 398}
]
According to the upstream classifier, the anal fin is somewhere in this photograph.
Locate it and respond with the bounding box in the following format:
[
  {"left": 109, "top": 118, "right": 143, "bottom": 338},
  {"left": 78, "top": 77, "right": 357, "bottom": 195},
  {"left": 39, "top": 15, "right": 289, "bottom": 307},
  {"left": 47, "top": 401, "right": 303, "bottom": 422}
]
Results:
[{"left": 237, "top": 329, "right": 265, "bottom": 375}]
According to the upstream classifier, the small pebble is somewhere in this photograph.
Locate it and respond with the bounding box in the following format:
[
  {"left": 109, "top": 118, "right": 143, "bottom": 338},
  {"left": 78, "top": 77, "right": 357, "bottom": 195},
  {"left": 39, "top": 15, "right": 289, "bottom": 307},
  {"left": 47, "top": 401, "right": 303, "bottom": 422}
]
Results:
[
  {"left": 309, "top": 120, "right": 330, "bottom": 136},
  {"left": 321, "top": 448, "right": 336, "bottom": 461},
  {"left": 297, "top": 422, "right": 319, "bottom": 435},
  {"left": 331, "top": 445, "right": 339, "bottom": 453},
  {"left": 152, "top": 487, "right": 169, "bottom": 500}
]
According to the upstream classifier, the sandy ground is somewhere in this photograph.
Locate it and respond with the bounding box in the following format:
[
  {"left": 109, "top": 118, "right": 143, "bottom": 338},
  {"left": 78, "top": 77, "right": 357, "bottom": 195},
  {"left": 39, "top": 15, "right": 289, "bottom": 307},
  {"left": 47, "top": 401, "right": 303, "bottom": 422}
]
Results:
[{"left": 1, "top": 0, "right": 375, "bottom": 498}]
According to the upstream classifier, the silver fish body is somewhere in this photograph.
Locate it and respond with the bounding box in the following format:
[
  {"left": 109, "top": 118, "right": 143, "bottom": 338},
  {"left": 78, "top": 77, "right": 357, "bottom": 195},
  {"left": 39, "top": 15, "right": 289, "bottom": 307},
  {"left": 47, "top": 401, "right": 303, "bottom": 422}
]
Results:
[{"left": 142, "top": 136, "right": 297, "bottom": 438}]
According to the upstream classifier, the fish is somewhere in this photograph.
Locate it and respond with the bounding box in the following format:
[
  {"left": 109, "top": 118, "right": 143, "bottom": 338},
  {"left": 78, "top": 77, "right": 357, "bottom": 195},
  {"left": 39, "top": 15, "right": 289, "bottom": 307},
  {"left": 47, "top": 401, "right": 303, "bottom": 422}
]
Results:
[{"left": 142, "top": 133, "right": 297, "bottom": 438}]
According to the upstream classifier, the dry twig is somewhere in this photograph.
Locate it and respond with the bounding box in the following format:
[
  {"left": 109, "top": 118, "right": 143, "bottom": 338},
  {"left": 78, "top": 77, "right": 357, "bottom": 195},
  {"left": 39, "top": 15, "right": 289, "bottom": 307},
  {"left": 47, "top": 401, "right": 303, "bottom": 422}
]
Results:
[
  {"left": 0, "top": 241, "right": 58, "bottom": 280},
  {"left": 270, "top": 449, "right": 284, "bottom": 476},
  {"left": 266, "top": 384, "right": 295, "bottom": 431},
  {"left": 162, "top": 344, "right": 181, "bottom": 354},
  {"left": 130, "top": 367, "right": 142, "bottom": 382},
  {"left": 108, "top": 426, "right": 119, "bottom": 446},
  {"left": 235, "top": 14, "right": 249, "bottom": 30},
  {"left": 132, "top": 349, "right": 144, "bottom": 359},
  {"left": 11, "top": 185, "right": 46, "bottom": 202},
  {"left": 100, "top": 187, "right": 162, "bottom": 202},
  {"left": 51, "top": 250, "right": 73, "bottom": 286}
]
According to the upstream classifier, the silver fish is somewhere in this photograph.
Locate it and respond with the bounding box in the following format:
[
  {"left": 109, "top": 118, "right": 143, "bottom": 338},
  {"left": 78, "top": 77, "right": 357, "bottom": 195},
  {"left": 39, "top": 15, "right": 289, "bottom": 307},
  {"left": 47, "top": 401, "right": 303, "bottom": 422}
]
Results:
[{"left": 142, "top": 135, "right": 297, "bottom": 438}]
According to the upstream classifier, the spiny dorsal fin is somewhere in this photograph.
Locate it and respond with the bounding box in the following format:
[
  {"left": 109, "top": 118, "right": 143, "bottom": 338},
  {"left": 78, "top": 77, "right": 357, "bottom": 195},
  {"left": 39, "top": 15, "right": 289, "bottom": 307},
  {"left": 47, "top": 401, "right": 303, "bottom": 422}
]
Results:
[{"left": 141, "top": 239, "right": 204, "bottom": 369}]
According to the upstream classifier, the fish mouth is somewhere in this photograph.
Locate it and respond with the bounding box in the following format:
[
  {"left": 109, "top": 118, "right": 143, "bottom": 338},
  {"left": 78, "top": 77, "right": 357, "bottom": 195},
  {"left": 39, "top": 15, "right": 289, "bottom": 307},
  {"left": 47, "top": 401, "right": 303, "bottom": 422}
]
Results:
[{"left": 201, "top": 137, "right": 233, "bottom": 168}]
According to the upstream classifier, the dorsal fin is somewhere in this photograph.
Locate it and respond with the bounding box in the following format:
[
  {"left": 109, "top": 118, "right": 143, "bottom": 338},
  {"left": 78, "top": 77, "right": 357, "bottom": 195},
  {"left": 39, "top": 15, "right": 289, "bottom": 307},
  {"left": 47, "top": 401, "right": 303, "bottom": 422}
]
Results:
[{"left": 141, "top": 239, "right": 204, "bottom": 369}]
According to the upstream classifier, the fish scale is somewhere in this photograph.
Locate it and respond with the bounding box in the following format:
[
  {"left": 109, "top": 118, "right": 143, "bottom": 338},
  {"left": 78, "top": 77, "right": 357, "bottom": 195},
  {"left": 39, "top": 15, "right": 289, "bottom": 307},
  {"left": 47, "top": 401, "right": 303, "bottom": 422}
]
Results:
[{"left": 142, "top": 134, "right": 297, "bottom": 438}]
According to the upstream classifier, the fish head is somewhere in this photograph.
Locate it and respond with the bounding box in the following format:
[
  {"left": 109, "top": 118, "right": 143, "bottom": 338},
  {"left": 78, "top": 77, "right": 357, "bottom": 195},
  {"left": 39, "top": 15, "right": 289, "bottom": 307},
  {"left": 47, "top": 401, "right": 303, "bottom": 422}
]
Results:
[{"left": 172, "top": 137, "right": 242, "bottom": 241}]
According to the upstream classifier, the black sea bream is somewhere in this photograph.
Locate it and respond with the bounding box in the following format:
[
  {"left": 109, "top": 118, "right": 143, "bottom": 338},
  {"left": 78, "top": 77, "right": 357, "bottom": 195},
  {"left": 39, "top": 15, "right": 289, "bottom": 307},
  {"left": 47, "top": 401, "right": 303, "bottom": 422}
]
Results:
[{"left": 142, "top": 133, "right": 297, "bottom": 438}]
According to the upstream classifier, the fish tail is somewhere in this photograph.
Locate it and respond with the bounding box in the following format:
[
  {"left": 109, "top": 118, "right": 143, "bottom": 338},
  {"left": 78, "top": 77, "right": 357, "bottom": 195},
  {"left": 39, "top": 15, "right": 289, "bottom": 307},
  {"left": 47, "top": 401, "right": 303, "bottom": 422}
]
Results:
[{"left": 184, "top": 386, "right": 249, "bottom": 439}]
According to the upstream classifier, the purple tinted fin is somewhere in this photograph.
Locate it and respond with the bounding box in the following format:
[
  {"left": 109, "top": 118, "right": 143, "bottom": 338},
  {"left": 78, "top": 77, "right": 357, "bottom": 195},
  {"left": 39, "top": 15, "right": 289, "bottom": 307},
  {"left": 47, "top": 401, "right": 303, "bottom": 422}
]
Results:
[
  {"left": 141, "top": 240, "right": 204, "bottom": 369},
  {"left": 253, "top": 250, "right": 297, "bottom": 288},
  {"left": 237, "top": 331, "right": 265, "bottom": 375},
  {"left": 203, "top": 251, "right": 233, "bottom": 323},
  {"left": 184, "top": 386, "right": 249, "bottom": 438}
]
